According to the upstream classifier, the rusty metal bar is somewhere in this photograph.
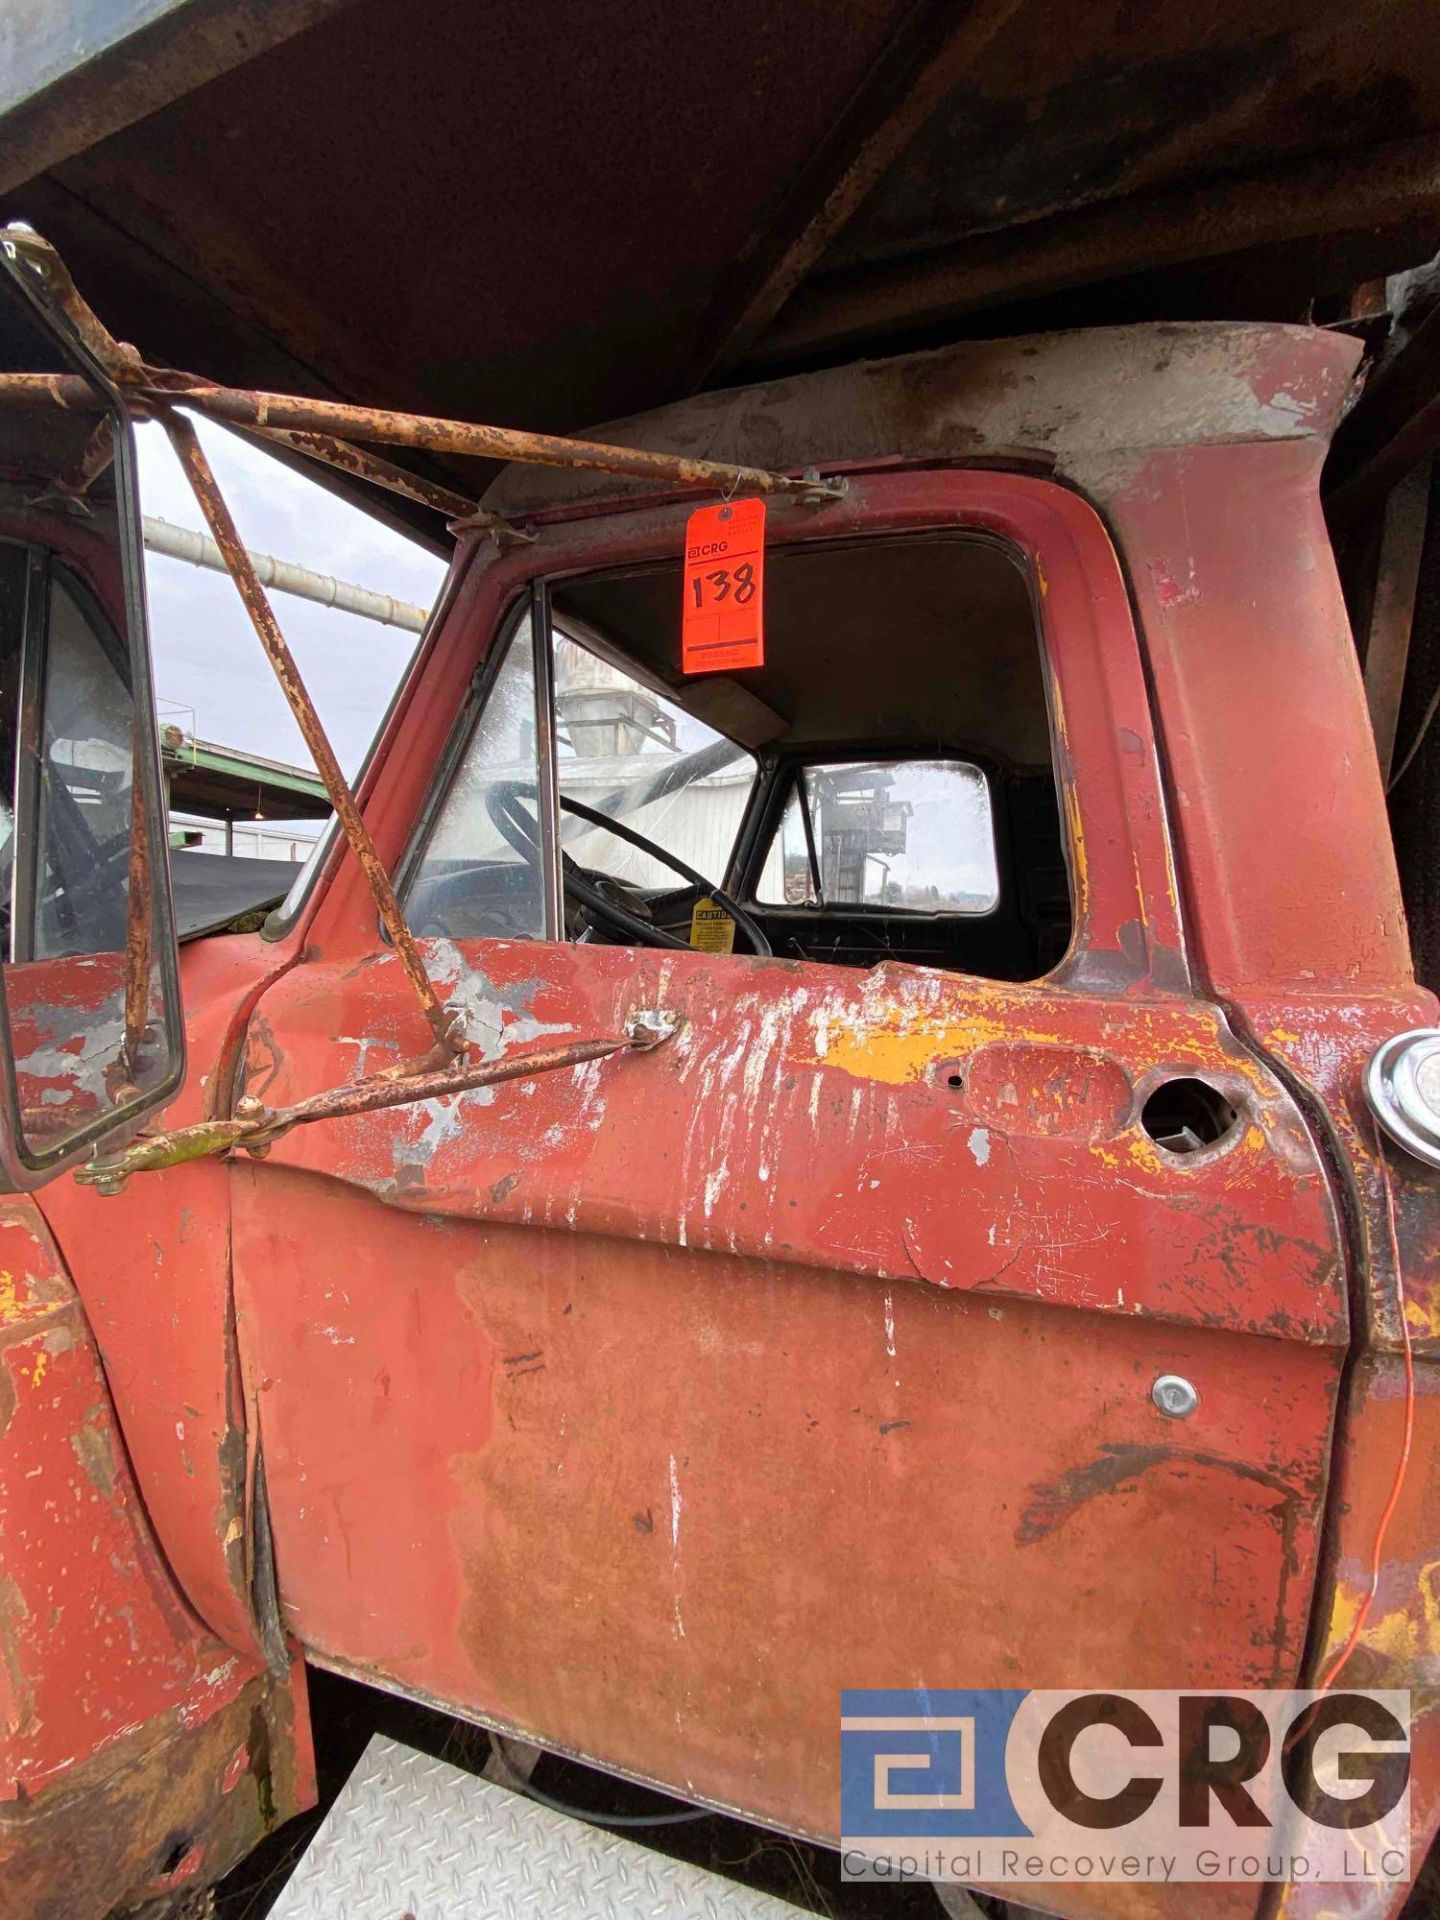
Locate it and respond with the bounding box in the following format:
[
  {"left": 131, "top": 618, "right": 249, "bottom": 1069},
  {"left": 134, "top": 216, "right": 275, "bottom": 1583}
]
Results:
[
  {"left": 0, "top": 228, "right": 843, "bottom": 502},
  {"left": 0, "top": 371, "right": 103, "bottom": 410},
  {"left": 244, "top": 423, "right": 480, "bottom": 524},
  {"left": 144, "top": 379, "right": 845, "bottom": 500},
  {"left": 2, "top": 229, "right": 141, "bottom": 375},
  {"left": 253, "top": 1029, "right": 635, "bottom": 1131},
  {"left": 137, "top": 363, "right": 490, "bottom": 524},
  {"left": 158, "top": 408, "right": 461, "bottom": 1059},
  {"left": 76, "top": 1012, "right": 680, "bottom": 1192},
  {"left": 52, "top": 413, "right": 116, "bottom": 499},
  {"left": 0, "top": 368, "right": 517, "bottom": 536}
]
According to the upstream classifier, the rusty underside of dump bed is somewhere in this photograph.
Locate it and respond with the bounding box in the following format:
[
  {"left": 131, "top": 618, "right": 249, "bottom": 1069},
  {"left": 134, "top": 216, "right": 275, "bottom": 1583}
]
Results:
[{"left": 2, "top": 0, "right": 1439, "bottom": 539}]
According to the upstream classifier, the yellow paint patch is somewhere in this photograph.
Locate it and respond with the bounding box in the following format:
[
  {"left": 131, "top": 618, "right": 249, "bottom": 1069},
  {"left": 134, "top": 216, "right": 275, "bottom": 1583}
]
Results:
[
  {"left": 1268, "top": 1026, "right": 1302, "bottom": 1046},
  {"left": 1125, "top": 1134, "right": 1166, "bottom": 1176},
  {"left": 1321, "top": 1563, "right": 1440, "bottom": 1678},
  {"left": 0, "top": 1270, "right": 20, "bottom": 1325},
  {"left": 1323, "top": 1579, "right": 1364, "bottom": 1661},
  {"left": 24, "top": 1350, "right": 47, "bottom": 1388},
  {"left": 815, "top": 1011, "right": 1013, "bottom": 1085},
  {"left": 809, "top": 1001, "right": 1072, "bottom": 1087},
  {"left": 1244, "top": 1125, "right": 1267, "bottom": 1153},
  {"left": 1062, "top": 780, "right": 1087, "bottom": 907},
  {"left": 1130, "top": 848, "right": 1150, "bottom": 929},
  {"left": 1045, "top": 680, "right": 1086, "bottom": 908},
  {"left": 1404, "top": 1292, "right": 1440, "bottom": 1340},
  {"left": 1225, "top": 1052, "right": 1278, "bottom": 1094}
]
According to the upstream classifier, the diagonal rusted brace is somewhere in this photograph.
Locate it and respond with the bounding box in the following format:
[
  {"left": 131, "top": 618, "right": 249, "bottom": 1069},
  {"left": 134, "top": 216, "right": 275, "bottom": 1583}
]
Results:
[{"left": 159, "top": 409, "right": 463, "bottom": 1060}]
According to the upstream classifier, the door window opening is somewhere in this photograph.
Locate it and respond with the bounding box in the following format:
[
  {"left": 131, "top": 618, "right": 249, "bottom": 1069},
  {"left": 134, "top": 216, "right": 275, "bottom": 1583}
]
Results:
[{"left": 403, "top": 534, "right": 1070, "bottom": 980}]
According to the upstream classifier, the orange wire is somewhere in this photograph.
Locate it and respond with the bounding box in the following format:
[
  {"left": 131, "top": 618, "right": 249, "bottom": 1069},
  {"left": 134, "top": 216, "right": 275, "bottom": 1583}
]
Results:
[{"left": 1312, "top": 1131, "right": 1416, "bottom": 1694}]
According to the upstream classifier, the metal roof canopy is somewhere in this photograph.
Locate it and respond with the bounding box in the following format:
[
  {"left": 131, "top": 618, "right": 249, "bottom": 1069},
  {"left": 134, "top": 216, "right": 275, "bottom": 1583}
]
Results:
[
  {"left": 1, "top": 0, "right": 1438, "bottom": 541},
  {"left": 162, "top": 731, "right": 329, "bottom": 820}
]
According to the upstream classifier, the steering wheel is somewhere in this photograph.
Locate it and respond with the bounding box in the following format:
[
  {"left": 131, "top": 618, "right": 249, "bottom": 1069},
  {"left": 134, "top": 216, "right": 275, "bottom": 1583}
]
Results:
[{"left": 484, "top": 779, "right": 771, "bottom": 956}]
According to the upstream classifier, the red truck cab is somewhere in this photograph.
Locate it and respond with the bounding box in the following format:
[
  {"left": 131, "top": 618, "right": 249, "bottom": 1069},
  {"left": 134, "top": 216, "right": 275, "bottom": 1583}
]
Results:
[{"left": 1, "top": 240, "right": 1435, "bottom": 1919}]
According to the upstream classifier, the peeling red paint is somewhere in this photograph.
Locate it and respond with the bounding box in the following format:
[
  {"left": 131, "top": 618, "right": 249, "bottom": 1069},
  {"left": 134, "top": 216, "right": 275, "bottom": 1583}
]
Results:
[{"left": 0, "top": 1198, "right": 313, "bottom": 1916}]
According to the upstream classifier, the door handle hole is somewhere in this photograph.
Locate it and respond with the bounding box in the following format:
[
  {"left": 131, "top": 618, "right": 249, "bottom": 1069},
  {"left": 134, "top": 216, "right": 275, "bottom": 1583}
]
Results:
[{"left": 1140, "top": 1077, "right": 1239, "bottom": 1154}]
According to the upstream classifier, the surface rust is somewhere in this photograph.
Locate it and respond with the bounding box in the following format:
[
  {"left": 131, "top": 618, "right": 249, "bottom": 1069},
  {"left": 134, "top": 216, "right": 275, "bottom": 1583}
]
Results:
[
  {"left": 148, "top": 378, "right": 845, "bottom": 500},
  {"left": 0, "top": 1669, "right": 308, "bottom": 1920},
  {"left": 251, "top": 423, "right": 478, "bottom": 526},
  {"left": 0, "top": 1196, "right": 311, "bottom": 1918}
]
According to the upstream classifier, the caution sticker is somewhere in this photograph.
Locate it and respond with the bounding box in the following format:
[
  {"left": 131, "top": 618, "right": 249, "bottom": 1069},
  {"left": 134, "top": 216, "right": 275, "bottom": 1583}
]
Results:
[
  {"left": 689, "top": 895, "right": 736, "bottom": 954},
  {"left": 681, "top": 497, "right": 765, "bottom": 675}
]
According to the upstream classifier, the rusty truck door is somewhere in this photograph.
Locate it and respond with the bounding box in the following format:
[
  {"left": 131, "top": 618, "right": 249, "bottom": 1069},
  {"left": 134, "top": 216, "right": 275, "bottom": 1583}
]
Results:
[{"left": 230, "top": 468, "right": 1346, "bottom": 1860}]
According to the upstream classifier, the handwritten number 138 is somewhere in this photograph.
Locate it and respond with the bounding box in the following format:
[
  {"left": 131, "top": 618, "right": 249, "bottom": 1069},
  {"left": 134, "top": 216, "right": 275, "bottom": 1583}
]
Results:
[{"left": 690, "top": 562, "right": 756, "bottom": 608}]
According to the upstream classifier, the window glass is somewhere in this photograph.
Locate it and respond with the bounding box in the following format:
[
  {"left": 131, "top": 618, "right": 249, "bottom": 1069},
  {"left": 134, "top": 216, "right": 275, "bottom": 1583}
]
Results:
[
  {"left": 404, "top": 616, "right": 546, "bottom": 941},
  {"left": 553, "top": 632, "right": 754, "bottom": 891},
  {"left": 755, "top": 785, "right": 818, "bottom": 906},
  {"left": 30, "top": 574, "right": 136, "bottom": 958},
  {"left": 756, "top": 758, "right": 998, "bottom": 913}
]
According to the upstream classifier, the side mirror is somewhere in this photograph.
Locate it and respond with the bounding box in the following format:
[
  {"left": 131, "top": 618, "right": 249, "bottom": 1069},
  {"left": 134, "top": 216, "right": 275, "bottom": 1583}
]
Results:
[{"left": 0, "top": 233, "right": 183, "bottom": 1188}]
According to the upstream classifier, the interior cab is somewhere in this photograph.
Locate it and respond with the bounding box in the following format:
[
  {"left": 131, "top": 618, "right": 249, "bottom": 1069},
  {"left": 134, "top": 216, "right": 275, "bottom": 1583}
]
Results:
[{"left": 401, "top": 533, "right": 1072, "bottom": 984}]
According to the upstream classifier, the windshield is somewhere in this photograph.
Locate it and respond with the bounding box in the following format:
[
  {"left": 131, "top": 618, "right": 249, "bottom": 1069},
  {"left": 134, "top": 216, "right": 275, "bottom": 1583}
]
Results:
[{"left": 553, "top": 632, "right": 755, "bottom": 890}]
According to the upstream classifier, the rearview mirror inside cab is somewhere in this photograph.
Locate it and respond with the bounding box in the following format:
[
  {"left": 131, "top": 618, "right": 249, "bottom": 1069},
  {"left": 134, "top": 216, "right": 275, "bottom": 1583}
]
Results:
[{"left": 0, "top": 234, "right": 183, "bottom": 1189}]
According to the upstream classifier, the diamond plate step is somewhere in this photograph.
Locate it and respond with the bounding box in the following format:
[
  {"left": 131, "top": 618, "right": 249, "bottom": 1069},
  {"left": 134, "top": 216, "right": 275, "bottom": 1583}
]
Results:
[{"left": 267, "top": 1734, "right": 809, "bottom": 1918}]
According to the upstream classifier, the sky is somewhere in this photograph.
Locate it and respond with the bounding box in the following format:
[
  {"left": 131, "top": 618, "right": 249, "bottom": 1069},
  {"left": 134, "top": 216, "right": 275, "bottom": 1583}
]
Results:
[{"left": 136, "top": 415, "right": 447, "bottom": 779}]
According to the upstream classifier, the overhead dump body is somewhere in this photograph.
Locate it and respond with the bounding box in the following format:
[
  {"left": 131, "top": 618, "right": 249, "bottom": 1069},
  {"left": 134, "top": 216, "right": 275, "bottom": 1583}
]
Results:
[
  {"left": 0, "top": 0, "right": 1434, "bottom": 536},
  {"left": 481, "top": 320, "right": 1364, "bottom": 517}
]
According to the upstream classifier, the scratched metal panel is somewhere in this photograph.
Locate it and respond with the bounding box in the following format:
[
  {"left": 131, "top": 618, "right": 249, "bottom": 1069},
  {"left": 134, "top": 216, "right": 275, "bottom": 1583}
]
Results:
[
  {"left": 267, "top": 1735, "right": 804, "bottom": 1919},
  {"left": 0, "top": 1195, "right": 297, "bottom": 1916}
]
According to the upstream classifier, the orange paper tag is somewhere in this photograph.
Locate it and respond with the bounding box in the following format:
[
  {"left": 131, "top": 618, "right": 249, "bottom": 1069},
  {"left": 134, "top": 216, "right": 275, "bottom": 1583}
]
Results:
[{"left": 681, "top": 497, "right": 765, "bottom": 675}]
